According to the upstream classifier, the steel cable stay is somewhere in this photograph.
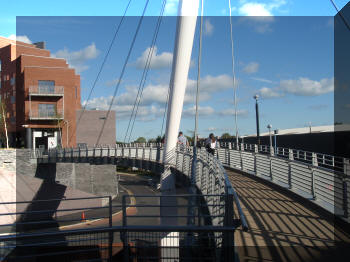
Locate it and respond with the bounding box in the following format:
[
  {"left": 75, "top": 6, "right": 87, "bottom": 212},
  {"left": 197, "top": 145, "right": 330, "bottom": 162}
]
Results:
[
  {"left": 95, "top": 0, "right": 150, "bottom": 146},
  {"left": 67, "top": 0, "right": 132, "bottom": 146},
  {"left": 229, "top": 0, "right": 239, "bottom": 147},
  {"left": 330, "top": 0, "right": 350, "bottom": 31},
  {"left": 124, "top": 0, "right": 167, "bottom": 143}
]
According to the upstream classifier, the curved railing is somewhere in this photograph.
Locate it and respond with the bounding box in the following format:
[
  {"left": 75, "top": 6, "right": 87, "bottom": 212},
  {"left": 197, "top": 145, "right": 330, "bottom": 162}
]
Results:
[
  {"left": 34, "top": 145, "right": 248, "bottom": 231},
  {"left": 215, "top": 142, "right": 350, "bottom": 222}
]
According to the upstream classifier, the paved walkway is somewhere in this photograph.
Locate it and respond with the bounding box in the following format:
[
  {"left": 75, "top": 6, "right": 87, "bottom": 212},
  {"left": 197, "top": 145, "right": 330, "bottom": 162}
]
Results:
[{"left": 227, "top": 169, "right": 350, "bottom": 262}]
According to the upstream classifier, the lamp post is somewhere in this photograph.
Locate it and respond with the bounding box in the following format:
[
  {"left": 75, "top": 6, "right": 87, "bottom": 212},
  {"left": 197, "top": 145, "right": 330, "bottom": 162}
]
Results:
[
  {"left": 267, "top": 124, "right": 272, "bottom": 152},
  {"left": 254, "top": 94, "right": 260, "bottom": 145}
]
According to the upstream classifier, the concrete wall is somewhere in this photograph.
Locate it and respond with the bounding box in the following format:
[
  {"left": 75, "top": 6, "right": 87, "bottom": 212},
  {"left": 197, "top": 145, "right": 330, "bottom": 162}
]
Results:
[
  {"left": 0, "top": 149, "right": 118, "bottom": 226},
  {"left": 76, "top": 110, "right": 116, "bottom": 147}
]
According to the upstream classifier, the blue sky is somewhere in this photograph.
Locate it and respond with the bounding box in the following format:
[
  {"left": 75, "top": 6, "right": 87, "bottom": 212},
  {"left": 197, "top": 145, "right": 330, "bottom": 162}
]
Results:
[{"left": 1, "top": 0, "right": 348, "bottom": 141}]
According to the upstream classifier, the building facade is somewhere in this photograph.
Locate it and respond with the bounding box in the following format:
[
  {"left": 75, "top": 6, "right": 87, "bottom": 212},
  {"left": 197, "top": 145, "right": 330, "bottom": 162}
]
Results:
[{"left": 0, "top": 37, "right": 81, "bottom": 149}]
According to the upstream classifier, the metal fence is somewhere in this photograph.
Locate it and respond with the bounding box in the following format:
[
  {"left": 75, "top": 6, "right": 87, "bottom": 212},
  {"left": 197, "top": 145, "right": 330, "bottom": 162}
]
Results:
[
  {"left": 0, "top": 225, "right": 237, "bottom": 261},
  {"left": 33, "top": 146, "right": 248, "bottom": 229},
  {"left": 215, "top": 142, "right": 350, "bottom": 221},
  {"left": 0, "top": 193, "right": 241, "bottom": 261}
]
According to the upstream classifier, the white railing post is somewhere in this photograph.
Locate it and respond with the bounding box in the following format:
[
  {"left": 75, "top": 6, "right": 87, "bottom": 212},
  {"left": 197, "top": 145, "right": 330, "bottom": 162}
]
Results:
[
  {"left": 312, "top": 152, "right": 318, "bottom": 167},
  {"left": 270, "top": 146, "right": 274, "bottom": 157}
]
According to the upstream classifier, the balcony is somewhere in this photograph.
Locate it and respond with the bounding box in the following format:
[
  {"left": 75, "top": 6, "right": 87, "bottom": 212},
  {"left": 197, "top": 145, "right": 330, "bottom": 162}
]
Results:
[
  {"left": 29, "top": 108, "right": 64, "bottom": 120},
  {"left": 29, "top": 85, "right": 64, "bottom": 96}
]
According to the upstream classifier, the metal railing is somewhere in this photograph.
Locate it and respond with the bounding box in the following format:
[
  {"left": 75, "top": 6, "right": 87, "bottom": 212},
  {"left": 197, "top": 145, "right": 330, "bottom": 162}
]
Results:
[
  {"left": 0, "top": 225, "right": 237, "bottom": 261},
  {"left": 214, "top": 142, "right": 350, "bottom": 221},
  {"left": 0, "top": 193, "right": 241, "bottom": 261},
  {"left": 29, "top": 108, "right": 64, "bottom": 120},
  {"left": 32, "top": 143, "right": 350, "bottom": 223},
  {"left": 29, "top": 85, "right": 64, "bottom": 96},
  {"left": 33, "top": 146, "right": 248, "bottom": 229}
]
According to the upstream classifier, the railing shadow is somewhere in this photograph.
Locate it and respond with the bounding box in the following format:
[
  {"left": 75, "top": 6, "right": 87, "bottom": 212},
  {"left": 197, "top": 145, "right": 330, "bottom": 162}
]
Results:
[{"left": 228, "top": 170, "right": 350, "bottom": 262}]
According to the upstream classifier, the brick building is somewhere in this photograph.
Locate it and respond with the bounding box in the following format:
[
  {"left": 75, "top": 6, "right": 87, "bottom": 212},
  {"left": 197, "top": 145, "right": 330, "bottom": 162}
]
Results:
[{"left": 0, "top": 36, "right": 81, "bottom": 148}]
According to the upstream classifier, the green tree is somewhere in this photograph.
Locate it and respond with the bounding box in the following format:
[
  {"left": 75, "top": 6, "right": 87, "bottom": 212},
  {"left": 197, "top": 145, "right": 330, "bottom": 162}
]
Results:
[
  {"left": 221, "top": 133, "right": 232, "bottom": 139},
  {"left": 148, "top": 138, "right": 156, "bottom": 143},
  {"left": 185, "top": 135, "right": 193, "bottom": 145},
  {"left": 135, "top": 137, "right": 146, "bottom": 143}
]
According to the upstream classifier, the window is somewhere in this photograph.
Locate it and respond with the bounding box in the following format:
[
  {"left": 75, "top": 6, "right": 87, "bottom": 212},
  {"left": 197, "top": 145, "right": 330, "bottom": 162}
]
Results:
[
  {"left": 10, "top": 77, "right": 15, "bottom": 86},
  {"left": 10, "top": 96, "right": 15, "bottom": 104},
  {"left": 0, "top": 60, "right": 2, "bottom": 72},
  {"left": 38, "top": 80, "right": 55, "bottom": 94},
  {"left": 75, "top": 86, "right": 77, "bottom": 98},
  {"left": 39, "top": 104, "right": 56, "bottom": 117}
]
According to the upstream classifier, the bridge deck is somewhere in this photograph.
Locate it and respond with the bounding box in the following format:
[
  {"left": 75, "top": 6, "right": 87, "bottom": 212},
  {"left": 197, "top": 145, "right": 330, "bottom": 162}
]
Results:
[{"left": 227, "top": 169, "right": 350, "bottom": 262}]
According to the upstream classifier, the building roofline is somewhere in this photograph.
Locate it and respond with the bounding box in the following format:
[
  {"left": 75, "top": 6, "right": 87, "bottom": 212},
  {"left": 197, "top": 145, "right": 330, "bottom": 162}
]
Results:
[
  {"left": 21, "top": 54, "right": 65, "bottom": 61},
  {"left": 24, "top": 65, "right": 74, "bottom": 70},
  {"left": 0, "top": 36, "right": 48, "bottom": 51}
]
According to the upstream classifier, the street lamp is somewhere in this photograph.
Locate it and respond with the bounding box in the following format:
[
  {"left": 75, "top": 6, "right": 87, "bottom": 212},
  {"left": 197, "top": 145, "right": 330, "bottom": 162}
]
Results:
[
  {"left": 254, "top": 94, "right": 260, "bottom": 145},
  {"left": 267, "top": 124, "right": 272, "bottom": 151}
]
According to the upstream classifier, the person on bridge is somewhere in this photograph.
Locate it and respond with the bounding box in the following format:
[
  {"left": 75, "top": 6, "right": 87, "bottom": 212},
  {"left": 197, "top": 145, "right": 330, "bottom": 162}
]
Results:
[
  {"left": 177, "top": 131, "right": 189, "bottom": 150},
  {"left": 205, "top": 133, "right": 217, "bottom": 155}
]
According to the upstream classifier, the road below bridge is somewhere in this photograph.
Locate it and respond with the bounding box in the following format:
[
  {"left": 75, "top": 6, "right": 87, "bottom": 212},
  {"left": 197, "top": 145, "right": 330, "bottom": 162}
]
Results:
[{"left": 226, "top": 169, "right": 350, "bottom": 262}]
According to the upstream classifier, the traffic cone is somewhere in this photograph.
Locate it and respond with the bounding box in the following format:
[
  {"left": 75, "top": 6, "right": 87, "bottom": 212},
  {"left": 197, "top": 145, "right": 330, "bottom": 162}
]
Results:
[{"left": 81, "top": 211, "right": 86, "bottom": 222}]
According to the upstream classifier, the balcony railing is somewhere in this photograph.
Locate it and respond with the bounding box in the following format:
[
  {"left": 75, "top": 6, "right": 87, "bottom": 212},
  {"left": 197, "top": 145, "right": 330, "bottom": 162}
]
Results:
[
  {"left": 29, "top": 109, "right": 64, "bottom": 120},
  {"left": 29, "top": 85, "right": 64, "bottom": 96}
]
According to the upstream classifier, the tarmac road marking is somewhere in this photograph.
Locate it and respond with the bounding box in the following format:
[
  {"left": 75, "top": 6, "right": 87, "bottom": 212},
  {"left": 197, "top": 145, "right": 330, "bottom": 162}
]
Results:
[{"left": 59, "top": 184, "right": 136, "bottom": 230}]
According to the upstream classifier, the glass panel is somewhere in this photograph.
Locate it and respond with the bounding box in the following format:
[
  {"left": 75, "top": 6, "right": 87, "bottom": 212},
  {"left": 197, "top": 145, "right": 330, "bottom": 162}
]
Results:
[
  {"left": 38, "top": 104, "right": 56, "bottom": 117},
  {"left": 38, "top": 80, "right": 55, "bottom": 93}
]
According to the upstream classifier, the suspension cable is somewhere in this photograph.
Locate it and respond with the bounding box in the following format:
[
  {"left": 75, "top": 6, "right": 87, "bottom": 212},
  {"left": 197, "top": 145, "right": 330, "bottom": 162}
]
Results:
[
  {"left": 193, "top": 0, "right": 204, "bottom": 148},
  {"left": 68, "top": 0, "right": 132, "bottom": 145},
  {"left": 124, "top": 0, "right": 167, "bottom": 143},
  {"left": 229, "top": 0, "right": 239, "bottom": 147},
  {"left": 330, "top": 0, "right": 350, "bottom": 31},
  {"left": 95, "top": 0, "right": 150, "bottom": 146}
]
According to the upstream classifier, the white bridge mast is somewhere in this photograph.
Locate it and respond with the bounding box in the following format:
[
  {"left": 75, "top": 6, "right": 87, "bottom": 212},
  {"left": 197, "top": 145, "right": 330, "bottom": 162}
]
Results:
[{"left": 161, "top": 0, "right": 199, "bottom": 194}]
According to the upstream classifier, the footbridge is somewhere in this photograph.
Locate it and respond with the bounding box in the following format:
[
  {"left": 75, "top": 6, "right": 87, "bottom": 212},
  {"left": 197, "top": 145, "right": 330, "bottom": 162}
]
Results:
[{"left": 1, "top": 143, "right": 350, "bottom": 261}]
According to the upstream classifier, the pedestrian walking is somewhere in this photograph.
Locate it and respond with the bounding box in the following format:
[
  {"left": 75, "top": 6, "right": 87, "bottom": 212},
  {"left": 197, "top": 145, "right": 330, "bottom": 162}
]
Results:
[
  {"left": 205, "top": 133, "right": 217, "bottom": 155},
  {"left": 177, "top": 131, "right": 189, "bottom": 150}
]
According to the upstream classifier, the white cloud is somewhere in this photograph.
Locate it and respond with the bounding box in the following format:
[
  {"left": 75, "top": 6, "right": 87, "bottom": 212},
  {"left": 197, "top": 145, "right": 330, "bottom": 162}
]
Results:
[
  {"left": 239, "top": 2, "right": 272, "bottom": 16},
  {"left": 204, "top": 19, "right": 214, "bottom": 36},
  {"left": 53, "top": 43, "right": 99, "bottom": 73},
  {"left": 134, "top": 46, "right": 173, "bottom": 69},
  {"left": 259, "top": 77, "right": 334, "bottom": 99},
  {"left": 164, "top": 0, "right": 179, "bottom": 15},
  {"left": 237, "top": 1, "right": 287, "bottom": 33},
  {"left": 243, "top": 62, "right": 259, "bottom": 74},
  {"left": 218, "top": 108, "right": 249, "bottom": 117},
  {"left": 182, "top": 106, "right": 215, "bottom": 118},
  {"left": 279, "top": 77, "right": 334, "bottom": 96},
  {"left": 83, "top": 96, "right": 164, "bottom": 121},
  {"left": 185, "top": 74, "right": 233, "bottom": 103},
  {"left": 84, "top": 73, "right": 234, "bottom": 122},
  {"left": 105, "top": 78, "right": 121, "bottom": 87},
  {"left": 251, "top": 77, "right": 274, "bottom": 83},
  {"left": 259, "top": 87, "right": 284, "bottom": 98},
  {"left": 8, "top": 34, "right": 32, "bottom": 44}
]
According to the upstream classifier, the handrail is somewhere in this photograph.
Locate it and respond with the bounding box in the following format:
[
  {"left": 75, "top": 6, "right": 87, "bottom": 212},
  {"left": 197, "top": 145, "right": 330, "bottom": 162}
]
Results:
[{"left": 33, "top": 146, "right": 249, "bottom": 232}]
